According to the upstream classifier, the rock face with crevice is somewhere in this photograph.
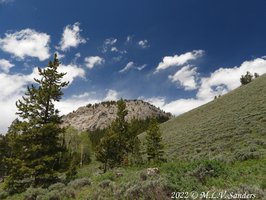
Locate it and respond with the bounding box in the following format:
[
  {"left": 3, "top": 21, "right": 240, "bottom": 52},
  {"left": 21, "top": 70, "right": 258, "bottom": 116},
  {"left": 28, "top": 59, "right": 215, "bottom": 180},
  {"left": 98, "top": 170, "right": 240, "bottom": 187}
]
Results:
[{"left": 62, "top": 100, "right": 172, "bottom": 131}]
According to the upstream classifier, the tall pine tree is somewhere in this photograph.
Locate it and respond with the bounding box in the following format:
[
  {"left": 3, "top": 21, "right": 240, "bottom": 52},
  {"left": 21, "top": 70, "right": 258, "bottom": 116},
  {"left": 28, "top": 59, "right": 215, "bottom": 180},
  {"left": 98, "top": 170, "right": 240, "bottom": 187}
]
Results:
[
  {"left": 96, "top": 99, "right": 138, "bottom": 171},
  {"left": 0, "top": 134, "right": 8, "bottom": 178},
  {"left": 145, "top": 118, "right": 165, "bottom": 163},
  {"left": 5, "top": 54, "right": 69, "bottom": 192}
]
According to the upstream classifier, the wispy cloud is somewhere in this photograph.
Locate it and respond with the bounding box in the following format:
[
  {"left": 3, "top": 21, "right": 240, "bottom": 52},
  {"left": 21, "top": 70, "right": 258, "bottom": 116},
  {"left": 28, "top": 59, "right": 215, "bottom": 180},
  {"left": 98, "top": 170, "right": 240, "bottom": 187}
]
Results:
[
  {"left": 126, "top": 35, "right": 134, "bottom": 43},
  {"left": 138, "top": 39, "right": 149, "bottom": 48},
  {"left": 119, "top": 61, "right": 134, "bottom": 73},
  {"left": 119, "top": 61, "right": 147, "bottom": 73},
  {"left": 0, "top": 0, "right": 14, "bottom": 4},
  {"left": 84, "top": 56, "right": 105, "bottom": 69},
  {"left": 102, "top": 38, "right": 117, "bottom": 53},
  {"left": 0, "top": 59, "right": 14, "bottom": 73},
  {"left": 155, "top": 50, "right": 204, "bottom": 73}
]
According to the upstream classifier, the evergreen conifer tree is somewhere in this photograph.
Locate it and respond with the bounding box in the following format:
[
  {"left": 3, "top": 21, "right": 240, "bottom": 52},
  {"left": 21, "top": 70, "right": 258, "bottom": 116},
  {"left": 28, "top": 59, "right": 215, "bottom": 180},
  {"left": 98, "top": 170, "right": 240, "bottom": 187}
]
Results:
[
  {"left": 95, "top": 128, "right": 124, "bottom": 172},
  {"left": 240, "top": 71, "right": 253, "bottom": 85},
  {"left": 96, "top": 99, "right": 137, "bottom": 171},
  {"left": 145, "top": 118, "right": 165, "bottom": 163},
  {"left": 0, "top": 134, "right": 8, "bottom": 178},
  {"left": 5, "top": 54, "right": 69, "bottom": 192}
]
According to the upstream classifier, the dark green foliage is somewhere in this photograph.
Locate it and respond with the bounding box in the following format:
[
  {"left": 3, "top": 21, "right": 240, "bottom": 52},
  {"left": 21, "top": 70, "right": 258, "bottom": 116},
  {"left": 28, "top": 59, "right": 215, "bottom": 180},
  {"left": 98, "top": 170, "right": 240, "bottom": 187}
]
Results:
[
  {"left": 0, "top": 134, "right": 8, "bottom": 178},
  {"left": 240, "top": 71, "right": 254, "bottom": 85},
  {"left": 89, "top": 117, "right": 169, "bottom": 150},
  {"left": 96, "top": 129, "right": 125, "bottom": 172},
  {"left": 4, "top": 54, "right": 69, "bottom": 193},
  {"left": 88, "top": 128, "right": 108, "bottom": 149},
  {"left": 145, "top": 119, "right": 165, "bottom": 163},
  {"left": 0, "top": 189, "right": 8, "bottom": 199},
  {"left": 96, "top": 99, "right": 143, "bottom": 171},
  {"left": 254, "top": 72, "right": 260, "bottom": 78},
  {"left": 96, "top": 99, "right": 130, "bottom": 171},
  {"left": 239, "top": 71, "right": 260, "bottom": 86},
  {"left": 65, "top": 161, "right": 78, "bottom": 183}
]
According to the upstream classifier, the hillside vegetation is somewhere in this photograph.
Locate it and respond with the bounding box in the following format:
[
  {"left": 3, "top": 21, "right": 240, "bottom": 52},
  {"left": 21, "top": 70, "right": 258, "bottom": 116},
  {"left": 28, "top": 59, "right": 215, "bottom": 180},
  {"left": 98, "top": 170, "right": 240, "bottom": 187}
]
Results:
[
  {"left": 160, "top": 74, "right": 266, "bottom": 162},
  {"left": 2, "top": 74, "right": 266, "bottom": 199}
]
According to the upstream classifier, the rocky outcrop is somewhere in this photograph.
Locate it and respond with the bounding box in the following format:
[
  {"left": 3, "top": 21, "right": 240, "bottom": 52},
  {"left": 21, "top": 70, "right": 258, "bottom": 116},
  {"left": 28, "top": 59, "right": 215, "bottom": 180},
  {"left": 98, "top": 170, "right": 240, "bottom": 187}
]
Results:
[{"left": 62, "top": 100, "right": 172, "bottom": 131}]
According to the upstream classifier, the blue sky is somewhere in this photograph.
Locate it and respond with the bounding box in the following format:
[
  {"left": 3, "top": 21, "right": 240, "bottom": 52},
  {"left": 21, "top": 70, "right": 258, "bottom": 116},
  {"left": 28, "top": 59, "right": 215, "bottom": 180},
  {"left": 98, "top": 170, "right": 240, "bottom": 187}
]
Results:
[{"left": 1, "top": 0, "right": 266, "bottom": 133}]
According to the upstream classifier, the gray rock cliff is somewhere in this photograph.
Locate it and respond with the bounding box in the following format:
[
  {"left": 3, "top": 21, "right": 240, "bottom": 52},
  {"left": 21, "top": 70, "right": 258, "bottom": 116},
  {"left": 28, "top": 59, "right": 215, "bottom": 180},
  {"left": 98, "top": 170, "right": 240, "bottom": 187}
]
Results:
[{"left": 62, "top": 100, "right": 171, "bottom": 131}]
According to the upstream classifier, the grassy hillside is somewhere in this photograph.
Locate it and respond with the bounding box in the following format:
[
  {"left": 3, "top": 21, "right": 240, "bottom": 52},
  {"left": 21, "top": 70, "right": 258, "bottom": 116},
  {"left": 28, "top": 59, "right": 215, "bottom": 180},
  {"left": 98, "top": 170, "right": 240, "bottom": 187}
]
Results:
[
  {"left": 160, "top": 74, "right": 266, "bottom": 162},
  {"left": 2, "top": 75, "right": 266, "bottom": 200}
]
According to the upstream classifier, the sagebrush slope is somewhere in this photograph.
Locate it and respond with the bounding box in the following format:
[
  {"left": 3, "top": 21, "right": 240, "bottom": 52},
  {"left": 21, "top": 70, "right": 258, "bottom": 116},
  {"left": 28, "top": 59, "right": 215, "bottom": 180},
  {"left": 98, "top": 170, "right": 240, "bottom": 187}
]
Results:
[{"left": 160, "top": 74, "right": 266, "bottom": 161}]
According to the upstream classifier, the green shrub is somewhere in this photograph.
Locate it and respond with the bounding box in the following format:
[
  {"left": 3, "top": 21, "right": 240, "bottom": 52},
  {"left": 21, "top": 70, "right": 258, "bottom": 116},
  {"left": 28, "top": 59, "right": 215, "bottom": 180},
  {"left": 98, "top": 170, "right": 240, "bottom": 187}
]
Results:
[
  {"left": 124, "top": 184, "right": 143, "bottom": 199},
  {"left": 96, "top": 171, "right": 115, "bottom": 182},
  {"left": 254, "top": 139, "right": 266, "bottom": 148},
  {"left": 24, "top": 187, "right": 47, "bottom": 200},
  {"left": 234, "top": 148, "right": 261, "bottom": 161},
  {"left": 0, "top": 190, "right": 8, "bottom": 199},
  {"left": 48, "top": 182, "right": 65, "bottom": 191},
  {"left": 67, "top": 177, "right": 91, "bottom": 189},
  {"left": 36, "top": 186, "right": 76, "bottom": 200},
  {"left": 213, "top": 154, "right": 234, "bottom": 164},
  {"left": 139, "top": 170, "right": 148, "bottom": 181},
  {"left": 228, "top": 184, "right": 265, "bottom": 199},
  {"left": 41, "top": 190, "right": 60, "bottom": 200},
  {"left": 61, "top": 186, "right": 76, "bottom": 199},
  {"left": 124, "top": 178, "right": 170, "bottom": 200},
  {"left": 191, "top": 160, "right": 226, "bottom": 184},
  {"left": 99, "top": 179, "right": 113, "bottom": 189}
]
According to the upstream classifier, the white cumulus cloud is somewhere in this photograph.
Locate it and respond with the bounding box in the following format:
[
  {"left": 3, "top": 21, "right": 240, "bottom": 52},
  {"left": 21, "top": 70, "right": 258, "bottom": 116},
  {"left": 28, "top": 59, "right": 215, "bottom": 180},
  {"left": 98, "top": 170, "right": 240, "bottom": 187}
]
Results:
[
  {"left": 0, "top": 29, "right": 50, "bottom": 61},
  {"left": 55, "top": 89, "right": 119, "bottom": 116},
  {"left": 84, "top": 56, "right": 105, "bottom": 69},
  {"left": 55, "top": 95, "right": 100, "bottom": 116},
  {"left": 147, "top": 57, "right": 266, "bottom": 116},
  {"left": 0, "top": 59, "right": 14, "bottom": 73},
  {"left": 0, "top": 72, "right": 37, "bottom": 133},
  {"left": 104, "top": 89, "right": 119, "bottom": 101},
  {"left": 155, "top": 50, "right": 204, "bottom": 73},
  {"left": 168, "top": 65, "right": 198, "bottom": 90},
  {"left": 58, "top": 64, "right": 85, "bottom": 84},
  {"left": 0, "top": 62, "right": 85, "bottom": 133},
  {"left": 197, "top": 57, "right": 266, "bottom": 101},
  {"left": 58, "top": 22, "right": 86, "bottom": 51}
]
